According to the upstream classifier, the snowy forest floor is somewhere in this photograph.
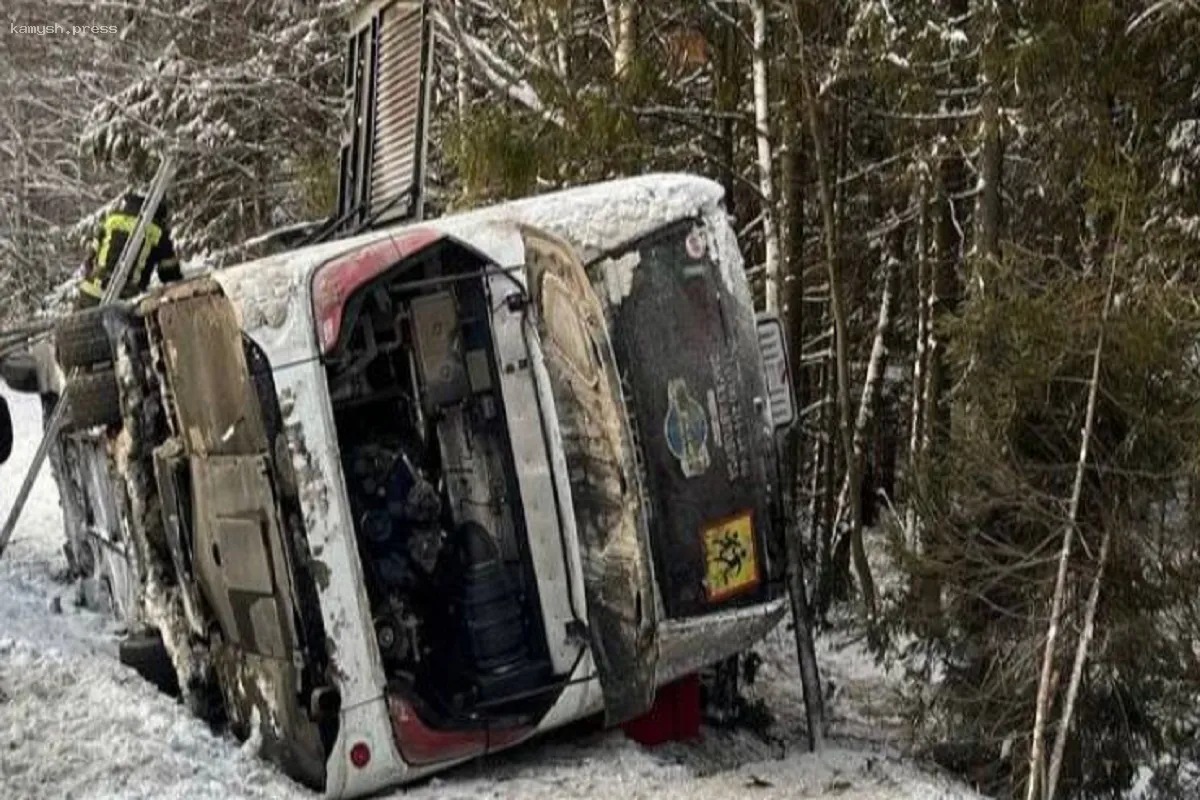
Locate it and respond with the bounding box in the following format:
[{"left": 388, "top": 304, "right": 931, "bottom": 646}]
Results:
[{"left": 0, "top": 384, "right": 982, "bottom": 800}]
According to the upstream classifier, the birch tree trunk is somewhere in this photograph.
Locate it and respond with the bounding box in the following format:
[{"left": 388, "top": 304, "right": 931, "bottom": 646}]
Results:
[
  {"left": 905, "top": 181, "right": 931, "bottom": 553},
  {"left": 832, "top": 219, "right": 903, "bottom": 542},
  {"left": 613, "top": 0, "right": 637, "bottom": 78},
  {"left": 1045, "top": 526, "right": 1112, "bottom": 800},
  {"left": 453, "top": 0, "right": 469, "bottom": 116},
  {"left": 602, "top": 0, "right": 619, "bottom": 56},
  {"left": 750, "top": 0, "right": 782, "bottom": 312},
  {"left": 1025, "top": 247, "right": 1118, "bottom": 800},
  {"left": 548, "top": 0, "right": 572, "bottom": 81}
]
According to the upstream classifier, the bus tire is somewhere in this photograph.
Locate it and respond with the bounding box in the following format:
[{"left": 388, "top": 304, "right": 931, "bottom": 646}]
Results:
[
  {"left": 0, "top": 351, "right": 39, "bottom": 393},
  {"left": 55, "top": 306, "right": 126, "bottom": 369},
  {"left": 62, "top": 370, "right": 122, "bottom": 432}
]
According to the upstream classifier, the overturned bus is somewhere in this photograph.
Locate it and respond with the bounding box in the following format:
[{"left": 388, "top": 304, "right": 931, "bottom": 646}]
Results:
[{"left": 9, "top": 174, "right": 794, "bottom": 798}]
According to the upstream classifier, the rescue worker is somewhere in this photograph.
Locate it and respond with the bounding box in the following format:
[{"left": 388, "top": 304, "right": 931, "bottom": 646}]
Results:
[{"left": 76, "top": 191, "right": 183, "bottom": 308}]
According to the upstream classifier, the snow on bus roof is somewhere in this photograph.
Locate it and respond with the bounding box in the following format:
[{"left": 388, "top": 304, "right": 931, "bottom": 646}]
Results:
[
  {"left": 445, "top": 172, "right": 725, "bottom": 260},
  {"left": 211, "top": 173, "right": 724, "bottom": 339},
  {"left": 218, "top": 174, "right": 722, "bottom": 292}
]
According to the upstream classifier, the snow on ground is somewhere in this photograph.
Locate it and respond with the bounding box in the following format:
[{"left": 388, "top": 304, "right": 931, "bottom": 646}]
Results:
[{"left": 0, "top": 384, "right": 983, "bottom": 799}]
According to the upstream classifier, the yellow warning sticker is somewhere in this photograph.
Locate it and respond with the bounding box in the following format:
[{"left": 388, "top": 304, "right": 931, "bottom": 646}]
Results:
[{"left": 701, "top": 511, "right": 759, "bottom": 602}]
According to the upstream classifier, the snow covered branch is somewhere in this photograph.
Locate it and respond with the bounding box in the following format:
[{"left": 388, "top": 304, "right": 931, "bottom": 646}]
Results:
[{"left": 431, "top": 0, "right": 564, "bottom": 127}]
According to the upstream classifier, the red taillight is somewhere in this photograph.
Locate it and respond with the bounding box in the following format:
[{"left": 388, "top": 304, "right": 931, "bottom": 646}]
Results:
[
  {"left": 312, "top": 229, "right": 442, "bottom": 354},
  {"left": 350, "top": 741, "right": 371, "bottom": 769}
]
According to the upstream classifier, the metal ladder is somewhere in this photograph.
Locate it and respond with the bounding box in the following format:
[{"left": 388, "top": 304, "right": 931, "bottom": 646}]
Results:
[{"left": 0, "top": 156, "right": 176, "bottom": 557}]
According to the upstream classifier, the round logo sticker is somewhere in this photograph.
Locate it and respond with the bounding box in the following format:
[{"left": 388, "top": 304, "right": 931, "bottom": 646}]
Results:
[{"left": 685, "top": 228, "right": 707, "bottom": 260}]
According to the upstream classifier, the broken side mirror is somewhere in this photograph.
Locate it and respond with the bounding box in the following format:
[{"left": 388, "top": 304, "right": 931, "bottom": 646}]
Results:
[{"left": 756, "top": 314, "right": 796, "bottom": 431}]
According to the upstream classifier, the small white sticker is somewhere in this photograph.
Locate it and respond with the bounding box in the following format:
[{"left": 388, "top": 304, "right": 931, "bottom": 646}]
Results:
[{"left": 707, "top": 389, "right": 723, "bottom": 449}]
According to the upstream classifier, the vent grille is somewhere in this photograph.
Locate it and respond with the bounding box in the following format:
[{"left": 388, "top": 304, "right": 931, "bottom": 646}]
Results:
[
  {"left": 370, "top": 3, "right": 426, "bottom": 223},
  {"left": 337, "top": 0, "right": 430, "bottom": 232}
]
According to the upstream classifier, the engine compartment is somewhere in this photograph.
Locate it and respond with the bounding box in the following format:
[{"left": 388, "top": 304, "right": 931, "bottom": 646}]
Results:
[{"left": 324, "top": 242, "right": 555, "bottom": 726}]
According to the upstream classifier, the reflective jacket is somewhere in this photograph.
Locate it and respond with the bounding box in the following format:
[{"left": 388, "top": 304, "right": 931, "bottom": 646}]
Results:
[{"left": 79, "top": 194, "right": 183, "bottom": 301}]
